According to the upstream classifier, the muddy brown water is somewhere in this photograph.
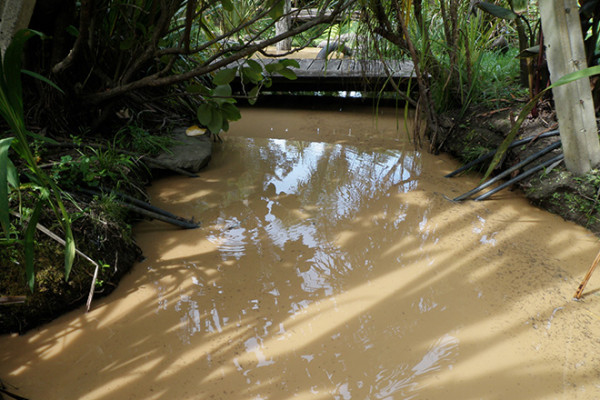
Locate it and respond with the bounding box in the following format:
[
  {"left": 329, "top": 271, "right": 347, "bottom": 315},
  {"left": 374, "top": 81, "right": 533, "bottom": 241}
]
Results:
[{"left": 2, "top": 106, "right": 600, "bottom": 399}]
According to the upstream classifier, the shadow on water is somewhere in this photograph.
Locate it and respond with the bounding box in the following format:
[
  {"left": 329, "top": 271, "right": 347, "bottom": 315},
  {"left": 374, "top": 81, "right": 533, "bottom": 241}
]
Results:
[{"left": 1, "top": 106, "right": 600, "bottom": 400}]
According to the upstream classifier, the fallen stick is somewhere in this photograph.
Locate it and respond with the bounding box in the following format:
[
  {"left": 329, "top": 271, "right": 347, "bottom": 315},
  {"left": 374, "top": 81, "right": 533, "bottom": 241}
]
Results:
[
  {"left": 0, "top": 296, "right": 27, "bottom": 305},
  {"left": 11, "top": 211, "right": 101, "bottom": 312},
  {"left": 574, "top": 248, "right": 600, "bottom": 299}
]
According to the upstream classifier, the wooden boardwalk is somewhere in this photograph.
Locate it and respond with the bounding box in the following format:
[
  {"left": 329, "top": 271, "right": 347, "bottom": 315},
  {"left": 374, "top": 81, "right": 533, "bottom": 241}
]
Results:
[{"left": 232, "top": 58, "right": 416, "bottom": 92}]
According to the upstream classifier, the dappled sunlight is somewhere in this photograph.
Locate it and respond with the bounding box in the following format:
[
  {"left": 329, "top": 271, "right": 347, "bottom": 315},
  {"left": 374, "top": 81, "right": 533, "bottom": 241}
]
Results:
[{"left": 2, "top": 106, "right": 600, "bottom": 399}]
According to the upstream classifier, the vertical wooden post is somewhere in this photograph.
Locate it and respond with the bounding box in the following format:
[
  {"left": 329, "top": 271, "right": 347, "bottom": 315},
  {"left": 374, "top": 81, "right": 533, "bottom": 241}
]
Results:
[
  {"left": 0, "top": 0, "right": 37, "bottom": 55},
  {"left": 540, "top": 0, "right": 600, "bottom": 175},
  {"left": 275, "top": 0, "right": 292, "bottom": 51}
]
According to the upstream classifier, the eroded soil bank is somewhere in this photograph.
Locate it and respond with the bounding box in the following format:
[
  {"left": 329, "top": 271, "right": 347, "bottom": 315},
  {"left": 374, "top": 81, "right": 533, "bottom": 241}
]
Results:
[
  {"left": 439, "top": 104, "right": 600, "bottom": 235},
  {"left": 1, "top": 105, "right": 600, "bottom": 399}
]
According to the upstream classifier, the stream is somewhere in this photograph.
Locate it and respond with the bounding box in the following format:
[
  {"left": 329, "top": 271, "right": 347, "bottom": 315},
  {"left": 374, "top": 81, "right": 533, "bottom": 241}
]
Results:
[{"left": 1, "top": 105, "right": 600, "bottom": 399}]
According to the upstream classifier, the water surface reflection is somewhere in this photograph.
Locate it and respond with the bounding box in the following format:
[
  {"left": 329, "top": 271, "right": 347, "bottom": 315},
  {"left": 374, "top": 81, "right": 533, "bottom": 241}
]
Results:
[{"left": 1, "top": 108, "right": 600, "bottom": 400}]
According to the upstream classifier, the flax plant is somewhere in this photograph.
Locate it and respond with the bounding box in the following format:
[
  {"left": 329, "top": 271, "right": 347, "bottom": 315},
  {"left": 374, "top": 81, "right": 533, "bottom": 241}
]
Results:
[{"left": 0, "top": 30, "right": 74, "bottom": 291}]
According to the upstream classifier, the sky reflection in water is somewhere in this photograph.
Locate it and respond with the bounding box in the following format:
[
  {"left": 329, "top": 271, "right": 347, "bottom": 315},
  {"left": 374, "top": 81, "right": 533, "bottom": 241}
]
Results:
[{"left": 171, "top": 137, "right": 459, "bottom": 399}]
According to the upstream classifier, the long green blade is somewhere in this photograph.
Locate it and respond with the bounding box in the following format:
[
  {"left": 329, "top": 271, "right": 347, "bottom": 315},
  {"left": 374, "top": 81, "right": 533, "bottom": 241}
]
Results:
[
  {"left": 24, "top": 200, "right": 43, "bottom": 292},
  {"left": 21, "top": 69, "right": 64, "bottom": 94},
  {"left": 475, "top": 1, "right": 517, "bottom": 20},
  {"left": 63, "top": 217, "right": 75, "bottom": 280},
  {"left": 549, "top": 65, "right": 600, "bottom": 88},
  {"left": 0, "top": 137, "right": 15, "bottom": 237}
]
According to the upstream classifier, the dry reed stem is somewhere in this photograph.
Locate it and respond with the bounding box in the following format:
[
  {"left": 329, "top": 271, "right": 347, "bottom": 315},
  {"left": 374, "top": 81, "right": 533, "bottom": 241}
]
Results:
[{"left": 574, "top": 247, "right": 600, "bottom": 299}]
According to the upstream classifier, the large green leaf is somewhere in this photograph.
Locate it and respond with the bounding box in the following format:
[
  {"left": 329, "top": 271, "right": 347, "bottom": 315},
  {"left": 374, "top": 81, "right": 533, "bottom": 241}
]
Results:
[
  {"left": 241, "top": 67, "right": 262, "bottom": 84},
  {"left": 213, "top": 68, "right": 237, "bottom": 85},
  {"left": 279, "top": 59, "right": 300, "bottom": 68},
  {"left": 212, "top": 84, "right": 234, "bottom": 105},
  {"left": 278, "top": 67, "right": 297, "bottom": 80},
  {"left": 212, "top": 84, "right": 233, "bottom": 98},
  {"left": 265, "top": 62, "right": 283, "bottom": 73},
  {"left": 24, "top": 200, "right": 43, "bottom": 292},
  {"left": 197, "top": 103, "right": 214, "bottom": 126},
  {"left": 0, "top": 137, "right": 14, "bottom": 237},
  {"left": 221, "top": 103, "right": 241, "bottom": 121},
  {"left": 207, "top": 107, "right": 223, "bottom": 134},
  {"left": 476, "top": 2, "right": 518, "bottom": 20},
  {"left": 246, "top": 59, "right": 263, "bottom": 73}
]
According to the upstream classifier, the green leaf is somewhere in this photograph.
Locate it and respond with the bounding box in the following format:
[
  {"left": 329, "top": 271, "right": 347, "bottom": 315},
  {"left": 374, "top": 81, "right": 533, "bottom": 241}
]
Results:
[
  {"left": 6, "top": 159, "right": 18, "bottom": 188},
  {"left": 481, "top": 93, "right": 542, "bottom": 181},
  {"left": 213, "top": 68, "right": 237, "bottom": 85},
  {"left": 248, "top": 86, "right": 260, "bottom": 105},
  {"left": 475, "top": 2, "right": 517, "bottom": 20},
  {"left": 207, "top": 107, "right": 223, "bottom": 134},
  {"left": 24, "top": 200, "right": 43, "bottom": 292},
  {"left": 550, "top": 65, "right": 600, "bottom": 88},
  {"left": 66, "top": 25, "right": 79, "bottom": 37},
  {"left": 278, "top": 67, "right": 297, "bottom": 80},
  {"left": 186, "top": 83, "right": 210, "bottom": 95},
  {"left": 212, "top": 84, "right": 232, "bottom": 98},
  {"left": 246, "top": 59, "right": 263, "bottom": 73},
  {"left": 265, "top": 62, "right": 283, "bottom": 73},
  {"left": 119, "top": 37, "right": 135, "bottom": 50},
  {"left": 241, "top": 67, "right": 262, "bottom": 84},
  {"left": 2, "top": 29, "right": 41, "bottom": 120},
  {"left": 269, "top": 0, "right": 284, "bottom": 19},
  {"left": 221, "top": 0, "right": 234, "bottom": 12},
  {"left": 0, "top": 137, "right": 14, "bottom": 237},
  {"left": 212, "top": 84, "right": 234, "bottom": 105},
  {"left": 263, "top": 77, "right": 273, "bottom": 88},
  {"left": 279, "top": 59, "right": 300, "bottom": 68},
  {"left": 518, "top": 45, "right": 540, "bottom": 58},
  {"left": 21, "top": 70, "right": 64, "bottom": 94},
  {"left": 221, "top": 103, "right": 241, "bottom": 121},
  {"left": 63, "top": 223, "right": 75, "bottom": 280},
  {"left": 197, "top": 103, "right": 214, "bottom": 126}
]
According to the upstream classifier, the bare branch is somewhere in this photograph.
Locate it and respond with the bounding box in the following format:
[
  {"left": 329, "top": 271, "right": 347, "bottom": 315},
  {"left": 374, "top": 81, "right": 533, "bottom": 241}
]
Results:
[
  {"left": 52, "top": 0, "right": 93, "bottom": 75},
  {"left": 85, "top": 0, "right": 355, "bottom": 104}
]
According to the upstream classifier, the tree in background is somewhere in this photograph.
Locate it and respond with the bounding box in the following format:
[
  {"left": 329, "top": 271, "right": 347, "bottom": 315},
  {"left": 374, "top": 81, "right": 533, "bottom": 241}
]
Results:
[{"left": 20, "top": 0, "right": 355, "bottom": 133}]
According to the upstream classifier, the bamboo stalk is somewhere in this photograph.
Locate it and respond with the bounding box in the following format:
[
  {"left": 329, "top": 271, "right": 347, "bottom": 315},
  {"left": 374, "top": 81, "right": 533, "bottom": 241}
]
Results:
[{"left": 574, "top": 247, "right": 600, "bottom": 299}]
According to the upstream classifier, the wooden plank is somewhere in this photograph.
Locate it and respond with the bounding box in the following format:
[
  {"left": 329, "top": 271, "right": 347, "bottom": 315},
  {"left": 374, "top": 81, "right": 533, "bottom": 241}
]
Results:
[
  {"left": 324, "top": 59, "right": 343, "bottom": 74},
  {"left": 295, "top": 58, "right": 315, "bottom": 71},
  {"left": 540, "top": 0, "right": 600, "bottom": 174}
]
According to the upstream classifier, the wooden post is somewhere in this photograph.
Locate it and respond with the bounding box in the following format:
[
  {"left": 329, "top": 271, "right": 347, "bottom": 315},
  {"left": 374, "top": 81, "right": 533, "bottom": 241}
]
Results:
[
  {"left": 540, "top": 0, "right": 600, "bottom": 175},
  {"left": 0, "top": 0, "right": 37, "bottom": 55},
  {"left": 275, "top": 0, "right": 292, "bottom": 51}
]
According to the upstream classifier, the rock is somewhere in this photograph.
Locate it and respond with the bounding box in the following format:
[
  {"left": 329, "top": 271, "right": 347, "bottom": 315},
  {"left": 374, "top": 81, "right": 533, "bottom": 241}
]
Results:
[
  {"left": 154, "top": 127, "right": 212, "bottom": 173},
  {"left": 490, "top": 35, "right": 509, "bottom": 54}
]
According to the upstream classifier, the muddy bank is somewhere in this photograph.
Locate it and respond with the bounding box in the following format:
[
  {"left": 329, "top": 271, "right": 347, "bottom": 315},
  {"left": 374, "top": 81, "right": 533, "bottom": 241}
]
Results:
[{"left": 439, "top": 104, "right": 600, "bottom": 235}]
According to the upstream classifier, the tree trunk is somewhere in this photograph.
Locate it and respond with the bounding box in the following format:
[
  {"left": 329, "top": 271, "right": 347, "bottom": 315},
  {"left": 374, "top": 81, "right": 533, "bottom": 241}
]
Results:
[
  {"left": 0, "top": 0, "right": 36, "bottom": 55},
  {"left": 540, "top": 0, "right": 600, "bottom": 175},
  {"left": 276, "top": 0, "right": 292, "bottom": 51}
]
